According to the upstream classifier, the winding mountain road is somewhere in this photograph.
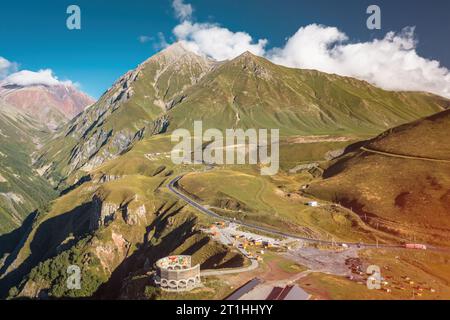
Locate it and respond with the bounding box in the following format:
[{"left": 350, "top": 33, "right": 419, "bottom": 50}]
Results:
[
  {"left": 167, "top": 174, "right": 406, "bottom": 250},
  {"left": 201, "top": 259, "right": 259, "bottom": 277}
]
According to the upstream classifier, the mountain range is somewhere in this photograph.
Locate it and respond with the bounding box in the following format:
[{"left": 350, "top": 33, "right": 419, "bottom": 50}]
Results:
[
  {"left": 0, "top": 81, "right": 94, "bottom": 234},
  {"left": 0, "top": 82, "right": 94, "bottom": 130},
  {"left": 0, "top": 42, "right": 449, "bottom": 299},
  {"left": 34, "top": 43, "right": 447, "bottom": 186}
]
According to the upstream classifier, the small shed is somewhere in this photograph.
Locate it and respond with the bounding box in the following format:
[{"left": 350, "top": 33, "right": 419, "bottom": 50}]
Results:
[{"left": 306, "top": 201, "right": 319, "bottom": 207}]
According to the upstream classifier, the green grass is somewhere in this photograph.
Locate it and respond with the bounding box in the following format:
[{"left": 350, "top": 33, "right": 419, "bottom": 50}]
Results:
[
  {"left": 5, "top": 47, "right": 449, "bottom": 299},
  {"left": 178, "top": 168, "right": 377, "bottom": 243},
  {"left": 2, "top": 145, "right": 249, "bottom": 298},
  {"left": 261, "top": 251, "right": 308, "bottom": 274},
  {"left": 166, "top": 53, "right": 446, "bottom": 136},
  {"left": 0, "top": 106, "right": 57, "bottom": 234}
]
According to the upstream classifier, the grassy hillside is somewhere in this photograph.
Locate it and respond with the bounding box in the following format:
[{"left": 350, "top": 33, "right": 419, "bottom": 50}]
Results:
[
  {"left": 307, "top": 110, "right": 450, "bottom": 246},
  {"left": 166, "top": 51, "right": 447, "bottom": 135},
  {"left": 178, "top": 169, "right": 373, "bottom": 242},
  {"left": 34, "top": 43, "right": 215, "bottom": 183},
  {"left": 0, "top": 104, "right": 56, "bottom": 234},
  {"left": 299, "top": 248, "right": 450, "bottom": 300},
  {"left": 367, "top": 109, "right": 450, "bottom": 160},
  {"left": 0, "top": 131, "right": 389, "bottom": 299},
  {"left": 35, "top": 45, "right": 448, "bottom": 188},
  {"left": 5, "top": 44, "right": 450, "bottom": 299},
  {"left": 0, "top": 135, "right": 245, "bottom": 299}
]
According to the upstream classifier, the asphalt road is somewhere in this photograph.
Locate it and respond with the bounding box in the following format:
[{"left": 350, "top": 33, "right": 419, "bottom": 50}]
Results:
[
  {"left": 167, "top": 174, "right": 406, "bottom": 250},
  {"left": 201, "top": 259, "right": 259, "bottom": 277}
]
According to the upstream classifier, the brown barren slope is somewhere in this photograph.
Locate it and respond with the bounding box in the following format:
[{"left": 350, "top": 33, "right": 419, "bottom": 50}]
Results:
[
  {"left": 367, "top": 109, "right": 450, "bottom": 160},
  {"left": 307, "top": 110, "right": 450, "bottom": 246}
]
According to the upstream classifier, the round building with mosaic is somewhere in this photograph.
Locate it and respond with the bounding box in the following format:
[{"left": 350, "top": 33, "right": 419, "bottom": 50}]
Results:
[{"left": 154, "top": 255, "right": 201, "bottom": 292}]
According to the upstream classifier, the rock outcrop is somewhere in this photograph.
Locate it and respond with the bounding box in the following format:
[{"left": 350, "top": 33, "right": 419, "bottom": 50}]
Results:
[{"left": 90, "top": 195, "right": 119, "bottom": 231}]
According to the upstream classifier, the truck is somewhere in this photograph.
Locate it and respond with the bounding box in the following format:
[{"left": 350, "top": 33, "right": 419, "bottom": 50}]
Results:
[{"left": 405, "top": 244, "right": 427, "bottom": 250}]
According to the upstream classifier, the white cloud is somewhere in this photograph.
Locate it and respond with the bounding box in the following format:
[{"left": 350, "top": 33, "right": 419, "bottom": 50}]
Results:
[
  {"left": 173, "top": 21, "right": 268, "bottom": 61},
  {"left": 3, "top": 69, "right": 74, "bottom": 87},
  {"left": 138, "top": 33, "right": 169, "bottom": 51},
  {"left": 138, "top": 35, "right": 153, "bottom": 43},
  {"left": 154, "top": 32, "right": 169, "bottom": 50},
  {"left": 170, "top": 1, "right": 267, "bottom": 61},
  {"left": 0, "top": 57, "right": 17, "bottom": 79},
  {"left": 269, "top": 24, "right": 450, "bottom": 98},
  {"left": 172, "top": 0, "right": 193, "bottom": 21},
  {"left": 1, "top": 57, "right": 77, "bottom": 88}
]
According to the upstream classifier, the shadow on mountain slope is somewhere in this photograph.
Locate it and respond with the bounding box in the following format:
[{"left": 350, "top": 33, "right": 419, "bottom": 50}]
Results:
[
  {"left": 0, "top": 211, "right": 37, "bottom": 276},
  {"left": 93, "top": 209, "right": 197, "bottom": 299},
  {"left": 0, "top": 202, "right": 93, "bottom": 298}
]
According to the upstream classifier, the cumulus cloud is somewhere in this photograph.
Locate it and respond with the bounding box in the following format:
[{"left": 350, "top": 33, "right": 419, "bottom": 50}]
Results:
[
  {"left": 269, "top": 24, "right": 450, "bottom": 98},
  {"left": 3, "top": 69, "right": 74, "bottom": 87},
  {"left": 0, "top": 57, "right": 17, "bottom": 79},
  {"left": 173, "top": 21, "right": 268, "bottom": 61},
  {"left": 1, "top": 56, "right": 77, "bottom": 88},
  {"left": 172, "top": 0, "right": 193, "bottom": 21}
]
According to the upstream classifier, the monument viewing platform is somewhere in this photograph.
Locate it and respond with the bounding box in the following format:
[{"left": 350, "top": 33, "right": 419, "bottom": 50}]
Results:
[{"left": 154, "top": 255, "right": 201, "bottom": 292}]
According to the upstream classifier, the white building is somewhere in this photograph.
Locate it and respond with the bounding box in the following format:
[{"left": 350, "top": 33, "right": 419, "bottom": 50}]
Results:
[{"left": 306, "top": 201, "right": 319, "bottom": 207}]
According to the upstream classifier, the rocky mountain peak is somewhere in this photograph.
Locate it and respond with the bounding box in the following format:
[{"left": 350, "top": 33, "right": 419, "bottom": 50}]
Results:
[
  {"left": 234, "top": 50, "right": 262, "bottom": 61},
  {"left": 228, "top": 50, "right": 273, "bottom": 79},
  {"left": 159, "top": 41, "right": 191, "bottom": 56},
  {"left": 140, "top": 42, "right": 215, "bottom": 72}
]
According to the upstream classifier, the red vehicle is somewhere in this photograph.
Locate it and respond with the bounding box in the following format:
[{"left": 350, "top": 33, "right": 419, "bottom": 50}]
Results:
[{"left": 405, "top": 244, "right": 427, "bottom": 250}]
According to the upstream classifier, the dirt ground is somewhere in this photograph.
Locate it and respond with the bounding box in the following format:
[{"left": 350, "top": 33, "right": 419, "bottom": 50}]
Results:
[
  {"left": 210, "top": 244, "right": 450, "bottom": 300},
  {"left": 298, "top": 247, "right": 450, "bottom": 300},
  {"left": 284, "top": 246, "right": 359, "bottom": 276}
]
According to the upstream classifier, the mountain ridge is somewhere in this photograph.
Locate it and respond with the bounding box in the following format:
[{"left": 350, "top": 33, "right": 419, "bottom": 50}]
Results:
[
  {"left": 33, "top": 43, "right": 449, "bottom": 187},
  {"left": 0, "top": 82, "right": 95, "bottom": 130},
  {"left": 1, "top": 43, "right": 450, "bottom": 300}
]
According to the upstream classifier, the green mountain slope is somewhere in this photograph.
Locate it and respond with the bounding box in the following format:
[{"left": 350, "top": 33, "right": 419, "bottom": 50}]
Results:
[
  {"left": 167, "top": 51, "right": 447, "bottom": 135},
  {"left": 34, "top": 43, "right": 216, "bottom": 185},
  {"left": 0, "top": 146, "right": 245, "bottom": 299},
  {"left": 36, "top": 44, "right": 448, "bottom": 188},
  {"left": 0, "top": 104, "right": 57, "bottom": 234},
  {"left": 4, "top": 43, "right": 449, "bottom": 299}
]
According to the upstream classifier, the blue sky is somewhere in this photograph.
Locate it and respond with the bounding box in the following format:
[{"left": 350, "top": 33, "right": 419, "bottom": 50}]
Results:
[{"left": 0, "top": 0, "right": 449, "bottom": 98}]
